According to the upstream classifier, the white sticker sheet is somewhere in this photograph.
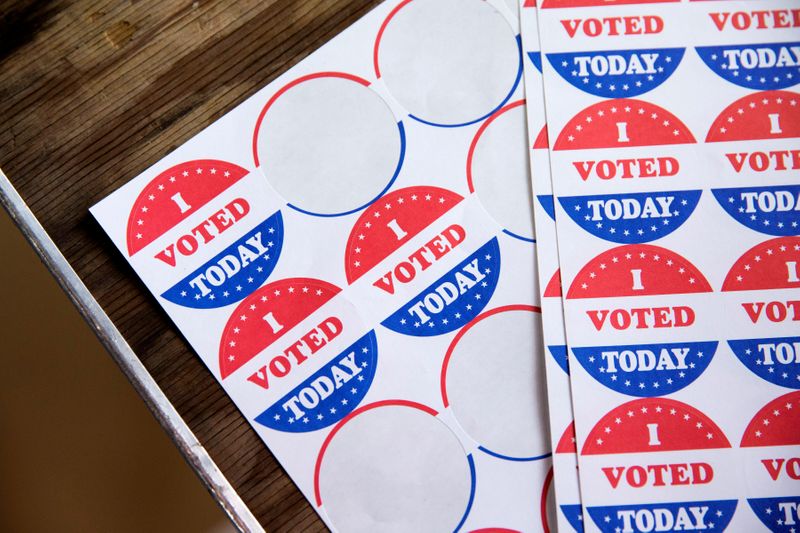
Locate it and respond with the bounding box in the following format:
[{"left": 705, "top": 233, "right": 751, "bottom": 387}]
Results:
[
  {"left": 90, "top": 1, "right": 554, "bottom": 531},
  {"left": 533, "top": 0, "right": 800, "bottom": 531},
  {"left": 520, "top": 1, "right": 587, "bottom": 532}
]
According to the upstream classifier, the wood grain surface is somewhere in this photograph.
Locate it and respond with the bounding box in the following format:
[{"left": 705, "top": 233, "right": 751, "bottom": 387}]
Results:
[{"left": 0, "top": 0, "right": 383, "bottom": 530}]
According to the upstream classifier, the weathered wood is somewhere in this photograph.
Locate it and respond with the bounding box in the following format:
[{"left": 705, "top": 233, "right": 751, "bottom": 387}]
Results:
[{"left": 0, "top": 0, "right": 382, "bottom": 529}]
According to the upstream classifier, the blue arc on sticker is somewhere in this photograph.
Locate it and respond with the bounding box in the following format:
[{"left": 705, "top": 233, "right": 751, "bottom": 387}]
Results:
[
  {"left": 561, "top": 504, "right": 585, "bottom": 533},
  {"left": 713, "top": 185, "right": 800, "bottom": 236},
  {"left": 254, "top": 331, "right": 377, "bottom": 433},
  {"left": 454, "top": 454, "right": 476, "bottom": 533},
  {"left": 749, "top": 497, "right": 800, "bottom": 533},
  {"left": 549, "top": 345, "right": 570, "bottom": 375},
  {"left": 478, "top": 446, "right": 551, "bottom": 462},
  {"left": 161, "top": 211, "right": 283, "bottom": 309},
  {"left": 288, "top": 121, "right": 406, "bottom": 218},
  {"left": 537, "top": 194, "right": 556, "bottom": 221},
  {"left": 572, "top": 341, "right": 718, "bottom": 397},
  {"left": 729, "top": 336, "right": 800, "bottom": 390},
  {"left": 587, "top": 500, "right": 737, "bottom": 533},
  {"left": 696, "top": 42, "right": 800, "bottom": 91},
  {"left": 547, "top": 47, "right": 684, "bottom": 98},
  {"left": 559, "top": 190, "right": 701, "bottom": 244},
  {"left": 409, "top": 35, "right": 523, "bottom": 128},
  {"left": 381, "top": 238, "right": 501, "bottom": 337}
]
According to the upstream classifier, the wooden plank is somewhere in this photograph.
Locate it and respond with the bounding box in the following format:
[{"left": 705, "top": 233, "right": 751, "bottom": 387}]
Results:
[{"left": 0, "top": 0, "right": 382, "bottom": 529}]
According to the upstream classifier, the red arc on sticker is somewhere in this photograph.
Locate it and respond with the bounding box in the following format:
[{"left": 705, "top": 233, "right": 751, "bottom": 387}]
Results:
[
  {"left": 582, "top": 397, "right": 730, "bottom": 455},
  {"left": 554, "top": 99, "right": 695, "bottom": 151},
  {"left": 567, "top": 244, "right": 711, "bottom": 299},
  {"left": 706, "top": 90, "right": 800, "bottom": 143}
]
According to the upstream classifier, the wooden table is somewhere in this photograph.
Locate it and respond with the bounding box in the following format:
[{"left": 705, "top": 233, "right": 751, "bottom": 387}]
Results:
[{"left": 0, "top": 1, "right": 382, "bottom": 530}]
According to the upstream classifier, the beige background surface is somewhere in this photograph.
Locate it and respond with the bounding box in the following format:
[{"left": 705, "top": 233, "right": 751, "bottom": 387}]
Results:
[{"left": 0, "top": 206, "right": 233, "bottom": 533}]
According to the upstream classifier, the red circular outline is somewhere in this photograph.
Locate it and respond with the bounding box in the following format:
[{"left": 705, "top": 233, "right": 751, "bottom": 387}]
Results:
[
  {"left": 441, "top": 304, "right": 541, "bottom": 407},
  {"left": 541, "top": 466, "right": 554, "bottom": 533},
  {"left": 373, "top": 0, "right": 414, "bottom": 78},
  {"left": 313, "top": 399, "right": 439, "bottom": 506},
  {"left": 466, "top": 99, "right": 527, "bottom": 193},
  {"left": 251, "top": 72, "right": 371, "bottom": 167}
]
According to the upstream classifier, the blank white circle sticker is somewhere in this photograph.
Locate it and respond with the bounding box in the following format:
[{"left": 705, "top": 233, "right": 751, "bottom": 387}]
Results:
[
  {"left": 444, "top": 306, "right": 548, "bottom": 459},
  {"left": 317, "top": 402, "right": 473, "bottom": 532},
  {"left": 376, "top": 0, "right": 520, "bottom": 126},
  {"left": 255, "top": 74, "right": 403, "bottom": 216},
  {"left": 469, "top": 101, "right": 534, "bottom": 240}
]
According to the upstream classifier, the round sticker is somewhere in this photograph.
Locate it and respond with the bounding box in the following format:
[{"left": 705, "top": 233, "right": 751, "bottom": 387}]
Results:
[
  {"left": 442, "top": 305, "right": 550, "bottom": 460},
  {"left": 253, "top": 72, "right": 404, "bottom": 216},
  {"left": 468, "top": 100, "right": 535, "bottom": 241},
  {"left": 374, "top": 0, "right": 521, "bottom": 126},
  {"left": 315, "top": 400, "right": 474, "bottom": 532}
]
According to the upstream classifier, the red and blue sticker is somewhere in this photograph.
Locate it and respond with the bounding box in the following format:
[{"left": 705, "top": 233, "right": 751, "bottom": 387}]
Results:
[
  {"left": 218, "top": 277, "right": 380, "bottom": 433},
  {"left": 582, "top": 398, "right": 736, "bottom": 532}
]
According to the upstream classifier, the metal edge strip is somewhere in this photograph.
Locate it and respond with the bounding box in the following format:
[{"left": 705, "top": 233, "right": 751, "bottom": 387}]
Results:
[{"left": 0, "top": 168, "right": 263, "bottom": 533}]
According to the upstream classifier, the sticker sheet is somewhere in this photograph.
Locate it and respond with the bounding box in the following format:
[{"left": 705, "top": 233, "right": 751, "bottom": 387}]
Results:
[
  {"left": 91, "top": 0, "right": 554, "bottom": 530},
  {"left": 534, "top": 0, "right": 800, "bottom": 531},
  {"left": 520, "top": 1, "right": 587, "bottom": 532}
]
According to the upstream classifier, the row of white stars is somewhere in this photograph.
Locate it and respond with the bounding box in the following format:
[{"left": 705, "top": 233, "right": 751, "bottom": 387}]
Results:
[
  {"left": 717, "top": 96, "right": 797, "bottom": 135},
  {"left": 594, "top": 404, "right": 716, "bottom": 447},
  {"left": 579, "top": 251, "right": 695, "bottom": 291},
  {"left": 566, "top": 105, "right": 684, "bottom": 143}
]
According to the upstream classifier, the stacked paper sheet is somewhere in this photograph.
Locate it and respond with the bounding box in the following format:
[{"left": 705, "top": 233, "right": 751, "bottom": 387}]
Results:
[{"left": 92, "top": 0, "right": 799, "bottom": 531}]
